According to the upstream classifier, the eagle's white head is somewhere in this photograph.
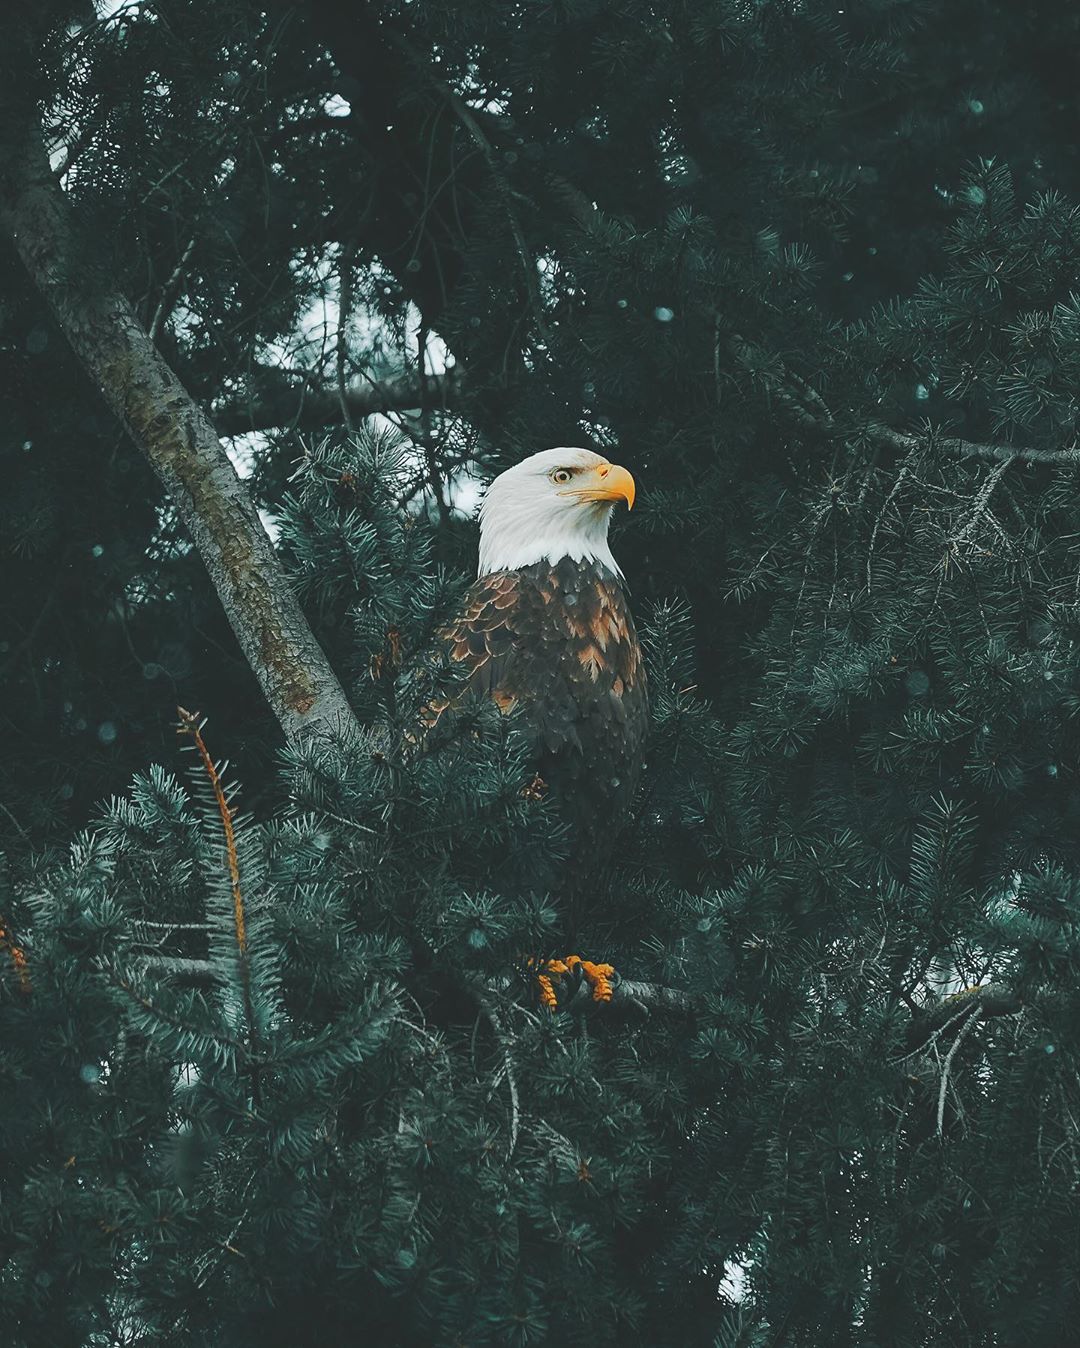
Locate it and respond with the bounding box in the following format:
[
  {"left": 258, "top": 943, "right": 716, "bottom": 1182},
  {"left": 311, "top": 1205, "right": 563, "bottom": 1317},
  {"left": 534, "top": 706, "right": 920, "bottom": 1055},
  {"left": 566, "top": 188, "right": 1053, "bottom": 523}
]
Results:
[{"left": 477, "top": 447, "right": 636, "bottom": 577}]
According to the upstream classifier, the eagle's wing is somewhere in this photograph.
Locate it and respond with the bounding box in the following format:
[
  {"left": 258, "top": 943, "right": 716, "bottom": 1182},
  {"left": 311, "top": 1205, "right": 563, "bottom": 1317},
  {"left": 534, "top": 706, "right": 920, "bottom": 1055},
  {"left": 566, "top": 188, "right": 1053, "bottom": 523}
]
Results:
[{"left": 441, "top": 568, "right": 527, "bottom": 715}]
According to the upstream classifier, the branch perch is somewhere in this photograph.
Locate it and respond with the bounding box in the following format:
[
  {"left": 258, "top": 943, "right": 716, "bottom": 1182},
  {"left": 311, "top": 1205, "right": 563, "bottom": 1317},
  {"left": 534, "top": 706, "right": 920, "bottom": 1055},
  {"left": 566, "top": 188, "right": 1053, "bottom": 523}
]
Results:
[{"left": 146, "top": 956, "right": 698, "bottom": 1015}]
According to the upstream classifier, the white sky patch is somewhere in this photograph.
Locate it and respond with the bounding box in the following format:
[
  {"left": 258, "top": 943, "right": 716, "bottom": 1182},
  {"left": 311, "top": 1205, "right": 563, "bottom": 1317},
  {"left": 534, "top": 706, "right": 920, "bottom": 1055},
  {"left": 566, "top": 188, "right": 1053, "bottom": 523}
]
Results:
[
  {"left": 720, "top": 1257, "right": 747, "bottom": 1302},
  {"left": 222, "top": 436, "right": 280, "bottom": 540},
  {"left": 324, "top": 94, "right": 351, "bottom": 117},
  {"left": 256, "top": 253, "right": 451, "bottom": 407},
  {"left": 258, "top": 508, "right": 281, "bottom": 544},
  {"left": 410, "top": 304, "right": 450, "bottom": 375},
  {"left": 225, "top": 246, "right": 468, "bottom": 528},
  {"left": 224, "top": 433, "right": 263, "bottom": 481},
  {"left": 447, "top": 468, "right": 483, "bottom": 518},
  {"left": 167, "top": 301, "right": 201, "bottom": 347},
  {"left": 95, "top": 0, "right": 144, "bottom": 18}
]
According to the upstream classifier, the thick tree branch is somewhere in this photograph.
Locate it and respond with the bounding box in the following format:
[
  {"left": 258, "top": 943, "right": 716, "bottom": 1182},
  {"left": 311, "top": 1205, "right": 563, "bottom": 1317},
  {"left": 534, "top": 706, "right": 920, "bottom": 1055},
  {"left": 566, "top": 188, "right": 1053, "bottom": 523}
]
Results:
[
  {"left": 866, "top": 422, "right": 1080, "bottom": 467},
  {"left": 144, "top": 955, "right": 699, "bottom": 1014},
  {"left": 215, "top": 367, "right": 463, "bottom": 436},
  {"left": 138, "top": 955, "right": 1021, "bottom": 1039},
  {"left": 566, "top": 976, "right": 698, "bottom": 1016},
  {"left": 757, "top": 340, "right": 1080, "bottom": 468},
  {"left": 0, "top": 117, "right": 360, "bottom": 745},
  {"left": 910, "top": 981, "right": 1021, "bottom": 1035}
]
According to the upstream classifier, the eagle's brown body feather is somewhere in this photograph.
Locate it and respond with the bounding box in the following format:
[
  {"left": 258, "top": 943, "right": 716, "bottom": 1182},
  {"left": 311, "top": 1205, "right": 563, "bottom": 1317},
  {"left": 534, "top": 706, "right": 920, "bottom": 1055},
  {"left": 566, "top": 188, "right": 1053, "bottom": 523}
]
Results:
[{"left": 444, "top": 556, "right": 648, "bottom": 884}]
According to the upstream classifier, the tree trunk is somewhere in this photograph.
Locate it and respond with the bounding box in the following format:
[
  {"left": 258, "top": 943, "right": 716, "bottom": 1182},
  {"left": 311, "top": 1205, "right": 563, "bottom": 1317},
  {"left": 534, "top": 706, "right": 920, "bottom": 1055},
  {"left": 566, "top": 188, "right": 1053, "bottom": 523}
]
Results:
[{"left": 0, "top": 118, "right": 359, "bottom": 745}]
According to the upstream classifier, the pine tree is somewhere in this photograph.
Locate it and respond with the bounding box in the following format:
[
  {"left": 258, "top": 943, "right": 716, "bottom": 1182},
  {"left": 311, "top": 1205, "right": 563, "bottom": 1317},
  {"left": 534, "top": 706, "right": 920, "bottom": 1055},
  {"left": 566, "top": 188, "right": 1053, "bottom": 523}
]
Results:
[{"left": 5, "top": 1, "right": 1080, "bottom": 1344}]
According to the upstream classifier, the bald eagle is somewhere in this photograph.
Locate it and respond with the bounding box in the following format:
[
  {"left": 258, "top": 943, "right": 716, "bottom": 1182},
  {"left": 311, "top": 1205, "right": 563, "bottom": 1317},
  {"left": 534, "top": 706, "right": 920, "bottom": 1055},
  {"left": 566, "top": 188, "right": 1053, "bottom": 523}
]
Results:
[{"left": 440, "top": 448, "right": 647, "bottom": 985}]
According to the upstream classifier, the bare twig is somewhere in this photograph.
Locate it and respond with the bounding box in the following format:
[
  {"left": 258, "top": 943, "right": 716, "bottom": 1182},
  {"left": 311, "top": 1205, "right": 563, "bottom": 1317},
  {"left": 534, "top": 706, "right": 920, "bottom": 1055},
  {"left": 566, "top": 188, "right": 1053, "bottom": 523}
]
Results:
[
  {"left": 0, "top": 801, "right": 32, "bottom": 847},
  {"left": 479, "top": 999, "right": 521, "bottom": 1158},
  {"left": 336, "top": 244, "right": 356, "bottom": 433},
  {"left": 937, "top": 1005, "right": 982, "bottom": 1137},
  {"left": 149, "top": 234, "right": 197, "bottom": 342},
  {"left": 867, "top": 460, "right": 914, "bottom": 591},
  {"left": 946, "top": 454, "right": 1015, "bottom": 555},
  {"left": 889, "top": 1003, "right": 975, "bottom": 1066}
]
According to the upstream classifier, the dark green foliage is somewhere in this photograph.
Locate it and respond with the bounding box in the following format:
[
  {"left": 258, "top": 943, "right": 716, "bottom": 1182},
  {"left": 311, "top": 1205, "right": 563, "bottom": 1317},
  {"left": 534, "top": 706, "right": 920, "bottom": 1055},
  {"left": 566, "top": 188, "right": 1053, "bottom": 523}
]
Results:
[{"left": 6, "top": 1, "right": 1080, "bottom": 1344}]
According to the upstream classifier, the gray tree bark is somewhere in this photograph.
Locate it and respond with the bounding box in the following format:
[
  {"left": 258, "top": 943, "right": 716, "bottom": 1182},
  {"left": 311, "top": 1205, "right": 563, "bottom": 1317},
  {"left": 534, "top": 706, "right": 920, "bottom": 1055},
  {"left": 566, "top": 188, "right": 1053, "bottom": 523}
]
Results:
[{"left": 0, "top": 117, "right": 360, "bottom": 745}]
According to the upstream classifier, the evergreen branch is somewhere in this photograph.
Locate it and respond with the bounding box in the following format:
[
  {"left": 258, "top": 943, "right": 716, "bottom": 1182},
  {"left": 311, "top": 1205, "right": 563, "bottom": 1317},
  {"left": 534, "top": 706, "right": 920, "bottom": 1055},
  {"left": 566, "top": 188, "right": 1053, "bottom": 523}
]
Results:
[
  {"left": 0, "top": 108, "right": 361, "bottom": 745},
  {"left": 749, "top": 334, "right": 1080, "bottom": 468},
  {"left": 176, "top": 709, "right": 262, "bottom": 1104},
  {"left": 135, "top": 920, "right": 213, "bottom": 933},
  {"left": 97, "top": 959, "right": 245, "bottom": 1050},
  {"left": 137, "top": 956, "right": 218, "bottom": 983},
  {"left": 176, "top": 709, "right": 247, "bottom": 957},
  {"left": 494, "top": 970, "right": 699, "bottom": 1017},
  {"left": 560, "top": 975, "right": 1018, "bottom": 1024},
  {"left": 214, "top": 368, "right": 463, "bottom": 436},
  {"left": 135, "top": 960, "right": 1018, "bottom": 1043}
]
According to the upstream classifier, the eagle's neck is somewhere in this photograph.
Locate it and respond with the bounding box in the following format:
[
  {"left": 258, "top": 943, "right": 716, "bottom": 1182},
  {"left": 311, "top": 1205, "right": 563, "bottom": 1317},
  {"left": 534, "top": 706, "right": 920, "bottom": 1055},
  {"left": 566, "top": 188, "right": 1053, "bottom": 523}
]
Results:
[{"left": 477, "top": 503, "right": 622, "bottom": 578}]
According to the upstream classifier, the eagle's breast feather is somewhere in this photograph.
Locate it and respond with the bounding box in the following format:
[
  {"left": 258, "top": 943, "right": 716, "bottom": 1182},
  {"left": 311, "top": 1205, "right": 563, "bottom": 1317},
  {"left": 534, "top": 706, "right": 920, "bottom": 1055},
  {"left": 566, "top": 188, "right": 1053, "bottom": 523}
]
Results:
[{"left": 444, "top": 556, "right": 647, "bottom": 844}]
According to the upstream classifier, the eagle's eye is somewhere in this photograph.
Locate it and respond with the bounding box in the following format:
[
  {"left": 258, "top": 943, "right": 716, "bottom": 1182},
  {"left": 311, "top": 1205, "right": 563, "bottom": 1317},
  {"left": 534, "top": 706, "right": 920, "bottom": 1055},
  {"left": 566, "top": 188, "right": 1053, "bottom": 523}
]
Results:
[{"left": 551, "top": 468, "right": 573, "bottom": 485}]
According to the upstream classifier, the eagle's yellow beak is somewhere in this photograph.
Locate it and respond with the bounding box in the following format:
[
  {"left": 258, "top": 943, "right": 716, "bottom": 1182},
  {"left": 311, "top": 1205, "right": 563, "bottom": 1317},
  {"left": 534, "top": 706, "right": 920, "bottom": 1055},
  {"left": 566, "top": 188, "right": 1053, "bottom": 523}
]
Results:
[{"left": 565, "top": 462, "right": 636, "bottom": 510}]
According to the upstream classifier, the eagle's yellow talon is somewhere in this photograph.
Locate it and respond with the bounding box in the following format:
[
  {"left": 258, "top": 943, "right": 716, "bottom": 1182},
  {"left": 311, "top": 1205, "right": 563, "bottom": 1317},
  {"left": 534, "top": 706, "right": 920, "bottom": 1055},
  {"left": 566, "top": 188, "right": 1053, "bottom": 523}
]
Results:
[
  {"left": 537, "top": 973, "right": 559, "bottom": 1010},
  {"left": 581, "top": 959, "right": 615, "bottom": 1002},
  {"left": 536, "top": 954, "right": 616, "bottom": 1008}
]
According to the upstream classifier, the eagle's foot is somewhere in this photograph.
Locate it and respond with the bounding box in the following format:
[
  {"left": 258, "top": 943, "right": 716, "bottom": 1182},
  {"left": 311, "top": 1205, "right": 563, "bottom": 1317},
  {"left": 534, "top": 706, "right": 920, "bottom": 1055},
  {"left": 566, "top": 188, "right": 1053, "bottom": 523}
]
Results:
[{"left": 536, "top": 954, "right": 616, "bottom": 1011}]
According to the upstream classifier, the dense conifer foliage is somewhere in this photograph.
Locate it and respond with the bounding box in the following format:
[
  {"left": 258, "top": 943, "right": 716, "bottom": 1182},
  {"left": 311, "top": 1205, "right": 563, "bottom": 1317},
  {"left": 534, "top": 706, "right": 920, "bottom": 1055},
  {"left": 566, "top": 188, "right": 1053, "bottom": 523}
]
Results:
[{"left": 4, "top": 2, "right": 1080, "bottom": 1343}]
